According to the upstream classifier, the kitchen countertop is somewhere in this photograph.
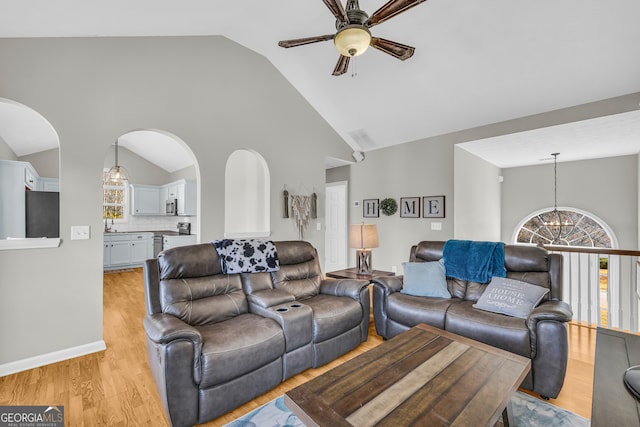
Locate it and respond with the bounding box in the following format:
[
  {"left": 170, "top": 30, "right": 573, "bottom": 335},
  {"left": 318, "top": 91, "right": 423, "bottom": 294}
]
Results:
[{"left": 104, "top": 230, "right": 185, "bottom": 236}]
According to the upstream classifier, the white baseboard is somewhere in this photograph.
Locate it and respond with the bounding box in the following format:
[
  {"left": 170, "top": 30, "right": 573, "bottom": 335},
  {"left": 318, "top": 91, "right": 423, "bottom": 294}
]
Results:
[{"left": 0, "top": 340, "right": 107, "bottom": 377}]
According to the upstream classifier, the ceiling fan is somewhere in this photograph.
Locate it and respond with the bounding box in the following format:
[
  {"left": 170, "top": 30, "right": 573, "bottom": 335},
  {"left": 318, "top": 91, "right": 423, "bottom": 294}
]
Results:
[{"left": 278, "top": 0, "right": 428, "bottom": 76}]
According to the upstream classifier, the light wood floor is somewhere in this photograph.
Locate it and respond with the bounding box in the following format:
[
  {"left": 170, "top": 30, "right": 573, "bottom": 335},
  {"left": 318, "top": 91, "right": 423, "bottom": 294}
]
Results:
[{"left": 0, "top": 268, "right": 595, "bottom": 426}]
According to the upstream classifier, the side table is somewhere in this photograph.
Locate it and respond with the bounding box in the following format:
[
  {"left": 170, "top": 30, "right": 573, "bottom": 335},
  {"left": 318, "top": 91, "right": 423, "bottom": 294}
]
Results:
[
  {"left": 326, "top": 267, "right": 395, "bottom": 280},
  {"left": 591, "top": 327, "right": 640, "bottom": 426}
]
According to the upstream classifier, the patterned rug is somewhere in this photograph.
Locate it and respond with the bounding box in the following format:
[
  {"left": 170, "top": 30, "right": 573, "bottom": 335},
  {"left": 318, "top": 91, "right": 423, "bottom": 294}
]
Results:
[{"left": 225, "top": 391, "right": 590, "bottom": 427}]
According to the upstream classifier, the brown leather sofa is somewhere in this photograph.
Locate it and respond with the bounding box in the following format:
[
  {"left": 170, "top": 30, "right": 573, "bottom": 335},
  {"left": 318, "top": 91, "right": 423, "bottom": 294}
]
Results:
[
  {"left": 142, "top": 240, "right": 370, "bottom": 427},
  {"left": 371, "top": 241, "right": 573, "bottom": 399}
]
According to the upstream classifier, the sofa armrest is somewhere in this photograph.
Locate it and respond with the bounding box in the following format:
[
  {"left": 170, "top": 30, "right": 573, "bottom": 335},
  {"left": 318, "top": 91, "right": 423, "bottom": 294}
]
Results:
[
  {"left": 371, "top": 275, "right": 404, "bottom": 294},
  {"left": 527, "top": 300, "right": 573, "bottom": 325},
  {"left": 526, "top": 300, "right": 573, "bottom": 359},
  {"left": 143, "top": 313, "right": 203, "bottom": 384},
  {"left": 319, "top": 278, "right": 370, "bottom": 301},
  {"left": 247, "top": 289, "right": 295, "bottom": 309},
  {"left": 144, "top": 313, "right": 203, "bottom": 345}
]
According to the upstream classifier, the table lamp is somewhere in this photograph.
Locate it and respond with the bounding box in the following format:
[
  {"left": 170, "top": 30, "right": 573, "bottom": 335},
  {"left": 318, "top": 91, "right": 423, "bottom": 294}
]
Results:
[{"left": 349, "top": 223, "right": 379, "bottom": 275}]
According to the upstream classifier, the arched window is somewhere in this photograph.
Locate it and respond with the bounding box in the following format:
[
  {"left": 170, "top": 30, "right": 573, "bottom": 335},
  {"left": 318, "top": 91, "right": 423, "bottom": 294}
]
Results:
[
  {"left": 513, "top": 208, "right": 615, "bottom": 248},
  {"left": 224, "top": 149, "right": 270, "bottom": 238}
]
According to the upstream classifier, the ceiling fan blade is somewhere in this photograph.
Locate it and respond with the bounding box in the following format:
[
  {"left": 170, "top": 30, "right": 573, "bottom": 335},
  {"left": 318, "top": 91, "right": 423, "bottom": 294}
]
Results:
[
  {"left": 370, "top": 37, "right": 415, "bottom": 60},
  {"left": 332, "top": 55, "right": 350, "bottom": 76},
  {"left": 367, "top": 0, "right": 428, "bottom": 27},
  {"left": 278, "top": 34, "right": 335, "bottom": 48},
  {"left": 322, "top": 0, "right": 349, "bottom": 23}
]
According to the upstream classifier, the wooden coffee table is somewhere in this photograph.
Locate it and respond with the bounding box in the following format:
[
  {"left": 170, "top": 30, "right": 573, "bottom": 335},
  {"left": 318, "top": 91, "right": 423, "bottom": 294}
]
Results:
[{"left": 285, "top": 324, "right": 530, "bottom": 427}]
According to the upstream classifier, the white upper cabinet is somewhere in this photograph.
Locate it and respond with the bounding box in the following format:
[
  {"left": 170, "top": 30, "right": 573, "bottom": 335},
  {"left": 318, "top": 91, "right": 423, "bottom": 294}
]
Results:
[
  {"left": 130, "top": 184, "right": 162, "bottom": 215},
  {"left": 130, "top": 179, "right": 196, "bottom": 217}
]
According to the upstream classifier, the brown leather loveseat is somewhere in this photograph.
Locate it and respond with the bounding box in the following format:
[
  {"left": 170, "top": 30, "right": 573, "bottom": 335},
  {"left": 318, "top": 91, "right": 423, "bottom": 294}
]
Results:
[
  {"left": 371, "top": 241, "right": 573, "bottom": 399},
  {"left": 142, "top": 240, "right": 370, "bottom": 427}
]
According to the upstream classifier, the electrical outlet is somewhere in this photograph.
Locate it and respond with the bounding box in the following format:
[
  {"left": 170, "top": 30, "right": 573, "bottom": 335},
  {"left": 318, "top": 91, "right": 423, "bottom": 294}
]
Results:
[{"left": 71, "top": 225, "right": 90, "bottom": 240}]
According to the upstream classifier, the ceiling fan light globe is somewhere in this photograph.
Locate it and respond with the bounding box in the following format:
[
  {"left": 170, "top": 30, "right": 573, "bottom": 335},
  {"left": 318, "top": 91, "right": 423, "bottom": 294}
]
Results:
[{"left": 334, "top": 26, "right": 371, "bottom": 57}]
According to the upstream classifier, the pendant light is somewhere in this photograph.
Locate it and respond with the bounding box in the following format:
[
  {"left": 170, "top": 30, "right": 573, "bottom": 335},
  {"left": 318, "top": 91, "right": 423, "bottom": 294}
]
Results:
[
  {"left": 106, "top": 140, "right": 129, "bottom": 185},
  {"left": 544, "top": 153, "right": 574, "bottom": 244}
]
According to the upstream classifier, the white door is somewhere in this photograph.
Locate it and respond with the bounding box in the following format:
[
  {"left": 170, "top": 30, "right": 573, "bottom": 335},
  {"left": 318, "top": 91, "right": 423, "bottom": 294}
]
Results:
[{"left": 325, "top": 181, "right": 348, "bottom": 273}]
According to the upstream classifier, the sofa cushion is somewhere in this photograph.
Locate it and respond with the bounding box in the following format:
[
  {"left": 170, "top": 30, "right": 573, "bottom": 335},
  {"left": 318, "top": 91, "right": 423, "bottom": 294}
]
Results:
[
  {"left": 388, "top": 293, "right": 460, "bottom": 330},
  {"left": 160, "top": 275, "right": 248, "bottom": 326},
  {"left": 401, "top": 261, "right": 451, "bottom": 299},
  {"left": 199, "top": 313, "right": 285, "bottom": 388},
  {"left": 303, "top": 294, "right": 362, "bottom": 343},
  {"left": 473, "top": 277, "right": 549, "bottom": 319},
  {"left": 446, "top": 301, "right": 531, "bottom": 357}
]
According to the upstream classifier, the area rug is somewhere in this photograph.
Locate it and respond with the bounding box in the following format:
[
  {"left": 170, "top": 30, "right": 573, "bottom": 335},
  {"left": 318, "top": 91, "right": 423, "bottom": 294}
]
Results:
[{"left": 224, "top": 391, "right": 590, "bottom": 427}]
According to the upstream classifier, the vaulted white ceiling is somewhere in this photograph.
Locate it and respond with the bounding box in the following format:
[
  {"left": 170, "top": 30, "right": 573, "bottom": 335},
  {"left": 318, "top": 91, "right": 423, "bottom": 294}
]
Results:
[{"left": 1, "top": 0, "right": 640, "bottom": 170}]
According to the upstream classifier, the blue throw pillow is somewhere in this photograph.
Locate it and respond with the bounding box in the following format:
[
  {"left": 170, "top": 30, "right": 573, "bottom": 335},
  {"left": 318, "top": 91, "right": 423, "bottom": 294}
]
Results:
[
  {"left": 473, "top": 276, "right": 549, "bottom": 319},
  {"left": 401, "top": 260, "right": 451, "bottom": 299}
]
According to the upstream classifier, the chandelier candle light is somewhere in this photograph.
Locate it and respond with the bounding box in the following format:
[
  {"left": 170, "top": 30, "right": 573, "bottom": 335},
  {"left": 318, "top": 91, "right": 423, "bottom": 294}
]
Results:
[
  {"left": 544, "top": 153, "right": 574, "bottom": 244},
  {"left": 349, "top": 223, "right": 379, "bottom": 275}
]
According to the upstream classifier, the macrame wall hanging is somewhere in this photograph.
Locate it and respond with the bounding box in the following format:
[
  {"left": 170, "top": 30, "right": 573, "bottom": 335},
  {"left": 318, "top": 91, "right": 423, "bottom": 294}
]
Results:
[
  {"left": 284, "top": 186, "right": 317, "bottom": 239},
  {"left": 291, "top": 195, "right": 311, "bottom": 240}
]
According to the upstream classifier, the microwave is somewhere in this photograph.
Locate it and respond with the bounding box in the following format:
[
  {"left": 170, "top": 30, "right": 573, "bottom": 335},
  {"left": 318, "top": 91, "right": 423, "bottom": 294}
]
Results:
[{"left": 166, "top": 198, "right": 178, "bottom": 216}]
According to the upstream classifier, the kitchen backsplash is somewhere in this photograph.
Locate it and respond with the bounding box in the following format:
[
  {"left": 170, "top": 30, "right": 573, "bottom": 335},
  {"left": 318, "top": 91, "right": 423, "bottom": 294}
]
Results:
[{"left": 106, "top": 215, "right": 197, "bottom": 234}]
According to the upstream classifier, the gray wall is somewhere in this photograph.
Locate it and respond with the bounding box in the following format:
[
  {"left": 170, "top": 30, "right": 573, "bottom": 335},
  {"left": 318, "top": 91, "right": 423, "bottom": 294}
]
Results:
[
  {"left": 501, "top": 155, "right": 638, "bottom": 248},
  {"left": 454, "top": 146, "right": 502, "bottom": 241},
  {"left": 0, "top": 36, "right": 352, "bottom": 367},
  {"left": 346, "top": 138, "right": 455, "bottom": 275},
  {"left": 19, "top": 148, "right": 59, "bottom": 178},
  {"left": 170, "top": 165, "right": 197, "bottom": 182},
  {"left": 0, "top": 135, "right": 17, "bottom": 160}
]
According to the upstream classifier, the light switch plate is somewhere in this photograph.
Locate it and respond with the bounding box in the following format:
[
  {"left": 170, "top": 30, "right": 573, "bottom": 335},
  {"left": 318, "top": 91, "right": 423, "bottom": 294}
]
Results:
[
  {"left": 431, "top": 222, "right": 442, "bottom": 231},
  {"left": 71, "top": 225, "right": 90, "bottom": 240}
]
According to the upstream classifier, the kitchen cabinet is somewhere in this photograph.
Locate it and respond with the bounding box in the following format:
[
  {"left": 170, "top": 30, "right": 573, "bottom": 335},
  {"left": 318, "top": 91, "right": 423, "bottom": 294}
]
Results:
[
  {"left": 130, "top": 179, "right": 196, "bottom": 216},
  {"left": 130, "top": 184, "right": 162, "bottom": 215},
  {"left": 161, "top": 179, "right": 196, "bottom": 216},
  {"left": 162, "top": 234, "right": 197, "bottom": 250},
  {"left": 110, "top": 239, "right": 132, "bottom": 266},
  {"left": 38, "top": 177, "right": 59, "bottom": 192},
  {"left": 177, "top": 179, "right": 196, "bottom": 216},
  {"left": 0, "top": 159, "right": 40, "bottom": 239},
  {"left": 104, "top": 232, "right": 153, "bottom": 270},
  {"left": 24, "top": 165, "right": 38, "bottom": 190},
  {"left": 130, "top": 234, "right": 152, "bottom": 263},
  {"left": 166, "top": 184, "right": 178, "bottom": 200}
]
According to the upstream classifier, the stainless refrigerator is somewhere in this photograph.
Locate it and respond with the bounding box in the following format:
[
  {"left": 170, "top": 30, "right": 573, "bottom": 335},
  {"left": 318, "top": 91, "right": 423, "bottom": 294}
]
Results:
[{"left": 25, "top": 190, "right": 60, "bottom": 238}]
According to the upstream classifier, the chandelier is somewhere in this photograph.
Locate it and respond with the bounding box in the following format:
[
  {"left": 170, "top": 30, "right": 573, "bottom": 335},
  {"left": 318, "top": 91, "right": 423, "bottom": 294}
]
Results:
[
  {"left": 544, "top": 153, "right": 574, "bottom": 244},
  {"left": 106, "top": 140, "right": 129, "bottom": 185}
]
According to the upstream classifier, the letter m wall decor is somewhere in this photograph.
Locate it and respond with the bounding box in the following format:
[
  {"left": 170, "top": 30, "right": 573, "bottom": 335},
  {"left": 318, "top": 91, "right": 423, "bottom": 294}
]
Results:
[{"left": 400, "top": 197, "right": 420, "bottom": 218}]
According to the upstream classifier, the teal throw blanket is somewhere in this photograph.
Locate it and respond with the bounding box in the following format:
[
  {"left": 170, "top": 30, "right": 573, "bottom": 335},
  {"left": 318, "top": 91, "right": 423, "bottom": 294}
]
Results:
[{"left": 442, "top": 240, "right": 506, "bottom": 283}]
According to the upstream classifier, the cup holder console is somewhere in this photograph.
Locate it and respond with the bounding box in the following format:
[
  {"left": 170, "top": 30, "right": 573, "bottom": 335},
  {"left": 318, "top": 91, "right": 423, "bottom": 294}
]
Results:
[{"left": 274, "top": 303, "right": 305, "bottom": 313}]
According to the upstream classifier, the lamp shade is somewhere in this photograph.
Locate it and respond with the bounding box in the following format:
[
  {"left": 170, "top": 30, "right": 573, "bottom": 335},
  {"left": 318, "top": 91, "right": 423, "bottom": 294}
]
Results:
[
  {"left": 334, "top": 25, "right": 371, "bottom": 57},
  {"left": 349, "top": 224, "right": 378, "bottom": 249}
]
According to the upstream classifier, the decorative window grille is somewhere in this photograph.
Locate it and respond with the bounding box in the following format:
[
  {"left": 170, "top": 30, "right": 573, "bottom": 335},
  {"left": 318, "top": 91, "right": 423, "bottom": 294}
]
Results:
[
  {"left": 515, "top": 209, "right": 612, "bottom": 248},
  {"left": 103, "top": 169, "right": 128, "bottom": 221}
]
